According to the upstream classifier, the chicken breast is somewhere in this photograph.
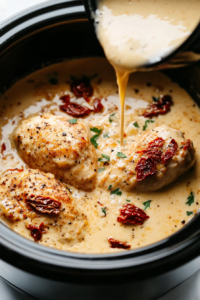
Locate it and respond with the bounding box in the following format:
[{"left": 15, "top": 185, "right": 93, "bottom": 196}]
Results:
[
  {"left": 14, "top": 114, "right": 97, "bottom": 191},
  {"left": 99, "top": 125, "right": 196, "bottom": 192},
  {"left": 0, "top": 169, "right": 87, "bottom": 245}
]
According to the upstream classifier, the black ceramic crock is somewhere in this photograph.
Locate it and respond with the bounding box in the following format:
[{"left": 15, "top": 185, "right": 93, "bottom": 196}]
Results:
[{"left": 0, "top": 1, "right": 200, "bottom": 300}]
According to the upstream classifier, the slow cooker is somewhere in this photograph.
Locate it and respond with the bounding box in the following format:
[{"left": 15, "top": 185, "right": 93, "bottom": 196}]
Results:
[{"left": 0, "top": 1, "right": 200, "bottom": 300}]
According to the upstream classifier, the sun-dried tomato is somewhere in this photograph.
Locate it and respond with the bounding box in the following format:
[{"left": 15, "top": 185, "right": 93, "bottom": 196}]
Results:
[
  {"left": 117, "top": 203, "right": 149, "bottom": 225},
  {"left": 71, "top": 79, "right": 93, "bottom": 99},
  {"left": 136, "top": 157, "right": 156, "bottom": 181},
  {"left": 1, "top": 143, "right": 6, "bottom": 155},
  {"left": 60, "top": 95, "right": 104, "bottom": 117},
  {"left": 182, "top": 139, "right": 193, "bottom": 151},
  {"left": 108, "top": 238, "right": 131, "bottom": 249},
  {"left": 138, "top": 148, "right": 162, "bottom": 162},
  {"left": 27, "top": 222, "right": 46, "bottom": 242},
  {"left": 161, "top": 139, "right": 178, "bottom": 165},
  {"left": 148, "top": 137, "right": 165, "bottom": 149},
  {"left": 93, "top": 98, "right": 104, "bottom": 112},
  {"left": 60, "top": 95, "right": 91, "bottom": 117},
  {"left": 26, "top": 195, "right": 61, "bottom": 215},
  {"left": 60, "top": 102, "right": 91, "bottom": 117},
  {"left": 60, "top": 95, "right": 70, "bottom": 104},
  {"left": 84, "top": 96, "right": 90, "bottom": 103},
  {"left": 143, "top": 95, "right": 173, "bottom": 118},
  {"left": 137, "top": 137, "right": 165, "bottom": 162},
  {"left": 145, "top": 149, "right": 163, "bottom": 162}
]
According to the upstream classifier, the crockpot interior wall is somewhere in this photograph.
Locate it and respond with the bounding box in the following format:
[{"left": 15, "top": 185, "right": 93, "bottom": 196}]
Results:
[
  {"left": 165, "top": 62, "right": 200, "bottom": 106},
  {"left": 0, "top": 20, "right": 103, "bottom": 94}
]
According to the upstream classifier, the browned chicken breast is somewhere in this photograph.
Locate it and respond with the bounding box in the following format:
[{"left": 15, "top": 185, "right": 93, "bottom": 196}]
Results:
[
  {"left": 100, "top": 125, "right": 196, "bottom": 192},
  {"left": 14, "top": 114, "right": 97, "bottom": 191},
  {"left": 0, "top": 169, "right": 87, "bottom": 245}
]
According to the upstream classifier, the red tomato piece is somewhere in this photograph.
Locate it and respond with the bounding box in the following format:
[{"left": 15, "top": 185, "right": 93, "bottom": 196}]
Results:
[{"left": 117, "top": 203, "right": 149, "bottom": 225}]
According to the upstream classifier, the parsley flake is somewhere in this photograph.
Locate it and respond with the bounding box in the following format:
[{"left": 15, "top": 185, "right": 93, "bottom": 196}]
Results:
[
  {"left": 152, "top": 96, "right": 160, "bottom": 102},
  {"left": 98, "top": 154, "right": 110, "bottom": 162},
  {"left": 108, "top": 185, "right": 112, "bottom": 191},
  {"left": 103, "top": 133, "right": 109, "bottom": 138},
  {"left": 90, "top": 134, "right": 100, "bottom": 148},
  {"left": 67, "top": 118, "right": 77, "bottom": 124},
  {"left": 111, "top": 188, "right": 122, "bottom": 196},
  {"left": 133, "top": 122, "right": 139, "bottom": 128},
  {"left": 98, "top": 168, "right": 106, "bottom": 173},
  {"left": 90, "top": 127, "right": 102, "bottom": 134},
  {"left": 109, "top": 113, "right": 116, "bottom": 123},
  {"left": 186, "top": 211, "right": 193, "bottom": 216},
  {"left": 102, "top": 207, "right": 107, "bottom": 216},
  {"left": 117, "top": 152, "right": 127, "bottom": 159},
  {"left": 143, "top": 120, "right": 155, "bottom": 131},
  {"left": 126, "top": 199, "right": 131, "bottom": 202},
  {"left": 185, "top": 192, "right": 194, "bottom": 206},
  {"left": 143, "top": 200, "right": 151, "bottom": 210}
]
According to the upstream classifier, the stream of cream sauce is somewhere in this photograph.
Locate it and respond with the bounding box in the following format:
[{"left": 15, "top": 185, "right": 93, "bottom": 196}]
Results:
[
  {"left": 0, "top": 57, "right": 199, "bottom": 253},
  {"left": 95, "top": 0, "right": 200, "bottom": 144}
]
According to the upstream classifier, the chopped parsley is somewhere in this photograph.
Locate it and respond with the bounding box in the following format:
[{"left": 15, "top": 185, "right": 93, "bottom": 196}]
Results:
[
  {"left": 143, "top": 120, "right": 155, "bottom": 131},
  {"left": 90, "top": 128, "right": 102, "bottom": 148},
  {"left": 90, "top": 127, "right": 102, "bottom": 134},
  {"left": 133, "top": 122, "right": 139, "bottom": 128},
  {"left": 98, "top": 168, "right": 106, "bottom": 173},
  {"left": 111, "top": 188, "right": 122, "bottom": 196},
  {"left": 117, "top": 152, "right": 127, "bottom": 159},
  {"left": 67, "top": 118, "right": 77, "bottom": 124},
  {"left": 152, "top": 96, "right": 160, "bottom": 102},
  {"left": 49, "top": 78, "right": 58, "bottom": 85},
  {"left": 103, "top": 133, "right": 109, "bottom": 138},
  {"left": 143, "top": 200, "right": 151, "bottom": 210},
  {"left": 90, "top": 134, "right": 100, "bottom": 148},
  {"left": 109, "top": 113, "right": 116, "bottom": 123},
  {"left": 98, "top": 154, "right": 110, "bottom": 162},
  {"left": 117, "top": 140, "right": 120, "bottom": 144},
  {"left": 126, "top": 199, "right": 131, "bottom": 202},
  {"left": 108, "top": 185, "right": 112, "bottom": 191},
  {"left": 185, "top": 192, "right": 194, "bottom": 206},
  {"left": 186, "top": 211, "right": 193, "bottom": 216},
  {"left": 101, "top": 207, "right": 107, "bottom": 216}
]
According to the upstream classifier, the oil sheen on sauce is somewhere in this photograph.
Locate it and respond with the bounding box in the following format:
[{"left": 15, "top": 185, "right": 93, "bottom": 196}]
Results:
[
  {"left": 0, "top": 58, "right": 200, "bottom": 253},
  {"left": 95, "top": 0, "right": 200, "bottom": 144}
]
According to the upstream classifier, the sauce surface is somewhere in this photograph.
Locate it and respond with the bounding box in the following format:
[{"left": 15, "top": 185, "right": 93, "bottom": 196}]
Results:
[
  {"left": 0, "top": 57, "right": 199, "bottom": 253},
  {"left": 95, "top": 0, "right": 200, "bottom": 143}
]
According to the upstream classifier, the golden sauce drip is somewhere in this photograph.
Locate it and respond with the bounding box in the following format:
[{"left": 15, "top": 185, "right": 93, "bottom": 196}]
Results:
[{"left": 114, "top": 68, "right": 130, "bottom": 145}]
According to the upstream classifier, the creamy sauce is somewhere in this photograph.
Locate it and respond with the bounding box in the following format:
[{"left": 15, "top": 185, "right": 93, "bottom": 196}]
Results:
[
  {"left": 95, "top": 0, "right": 200, "bottom": 143},
  {"left": 0, "top": 57, "right": 200, "bottom": 253}
]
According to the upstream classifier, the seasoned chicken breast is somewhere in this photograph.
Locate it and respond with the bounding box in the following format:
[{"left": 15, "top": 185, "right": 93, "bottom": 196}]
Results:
[
  {"left": 100, "top": 125, "right": 196, "bottom": 192},
  {"left": 14, "top": 114, "right": 97, "bottom": 191},
  {"left": 0, "top": 169, "right": 87, "bottom": 245}
]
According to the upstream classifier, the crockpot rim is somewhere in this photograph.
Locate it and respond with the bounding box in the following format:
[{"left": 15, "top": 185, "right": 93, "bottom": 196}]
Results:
[
  {"left": 1, "top": 215, "right": 200, "bottom": 283},
  {"left": 1, "top": 213, "right": 200, "bottom": 262},
  {"left": 0, "top": 0, "right": 200, "bottom": 283}
]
